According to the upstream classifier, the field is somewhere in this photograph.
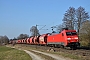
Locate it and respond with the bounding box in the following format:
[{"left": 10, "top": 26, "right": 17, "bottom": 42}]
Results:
[
  {"left": 5, "top": 44, "right": 90, "bottom": 60},
  {"left": 14, "top": 44, "right": 90, "bottom": 60},
  {"left": 0, "top": 46, "right": 32, "bottom": 60}
]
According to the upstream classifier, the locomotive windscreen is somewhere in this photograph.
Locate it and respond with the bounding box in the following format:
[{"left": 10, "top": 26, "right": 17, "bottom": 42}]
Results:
[{"left": 66, "top": 32, "right": 77, "bottom": 36}]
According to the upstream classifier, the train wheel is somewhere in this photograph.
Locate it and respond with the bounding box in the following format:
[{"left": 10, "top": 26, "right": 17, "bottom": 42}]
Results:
[
  {"left": 54, "top": 44, "right": 57, "bottom": 48},
  {"left": 70, "top": 46, "right": 77, "bottom": 50},
  {"left": 60, "top": 45, "right": 64, "bottom": 48}
]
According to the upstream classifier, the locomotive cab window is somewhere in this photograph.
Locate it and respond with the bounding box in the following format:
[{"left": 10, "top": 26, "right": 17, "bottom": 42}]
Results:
[
  {"left": 66, "top": 32, "right": 77, "bottom": 36},
  {"left": 72, "top": 32, "right": 77, "bottom": 35}
]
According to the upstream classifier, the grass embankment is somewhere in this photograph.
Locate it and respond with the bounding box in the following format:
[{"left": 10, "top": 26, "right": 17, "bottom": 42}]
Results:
[
  {"left": 0, "top": 46, "right": 32, "bottom": 60},
  {"left": 16, "top": 44, "right": 85, "bottom": 60},
  {"left": 8, "top": 44, "right": 88, "bottom": 60}
]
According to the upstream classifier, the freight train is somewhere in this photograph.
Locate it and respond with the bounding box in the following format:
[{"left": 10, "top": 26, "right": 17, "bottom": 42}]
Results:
[{"left": 9, "top": 29, "right": 80, "bottom": 50}]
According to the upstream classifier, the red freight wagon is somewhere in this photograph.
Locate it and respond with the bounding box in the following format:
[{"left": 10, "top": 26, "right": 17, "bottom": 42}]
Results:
[
  {"left": 33, "top": 36, "right": 40, "bottom": 44},
  {"left": 30, "top": 37, "right": 34, "bottom": 44},
  {"left": 39, "top": 34, "right": 48, "bottom": 45},
  {"left": 9, "top": 40, "right": 13, "bottom": 44},
  {"left": 26, "top": 38, "right": 30, "bottom": 44},
  {"left": 47, "top": 30, "right": 80, "bottom": 49},
  {"left": 16, "top": 40, "right": 22, "bottom": 44},
  {"left": 22, "top": 39, "right": 26, "bottom": 44}
]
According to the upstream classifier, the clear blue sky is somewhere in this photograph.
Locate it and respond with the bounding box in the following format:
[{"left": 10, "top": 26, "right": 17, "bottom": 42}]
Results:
[{"left": 0, "top": 0, "right": 90, "bottom": 39}]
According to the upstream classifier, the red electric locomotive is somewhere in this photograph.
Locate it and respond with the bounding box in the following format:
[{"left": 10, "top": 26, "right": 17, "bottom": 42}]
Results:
[{"left": 47, "top": 29, "right": 80, "bottom": 49}]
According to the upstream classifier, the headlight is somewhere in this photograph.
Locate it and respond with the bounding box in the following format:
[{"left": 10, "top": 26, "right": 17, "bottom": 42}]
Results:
[
  {"left": 74, "top": 37, "right": 78, "bottom": 39},
  {"left": 67, "top": 38, "right": 71, "bottom": 40}
]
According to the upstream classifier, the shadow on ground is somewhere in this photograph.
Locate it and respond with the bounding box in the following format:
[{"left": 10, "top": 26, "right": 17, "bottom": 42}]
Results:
[{"left": 77, "top": 46, "right": 90, "bottom": 50}]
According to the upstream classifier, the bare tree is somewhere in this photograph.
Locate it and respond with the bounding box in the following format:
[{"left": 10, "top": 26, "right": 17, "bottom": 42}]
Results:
[
  {"left": 0, "top": 36, "right": 3, "bottom": 44},
  {"left": 17, "top": 34, "right": 29, "bottom": 39},
  {"left": 56, "top": 24, "right": 63, "bottom": 33},
  {"left": 30, "top": 26, "right": 40, "bottom": 36},
  {"left": 63, "top": 7, "right": 76, "bottom": 30},
  {"left": 0, "top": 35, "right": 9, "bottom": 45},
  {"left": 76, "top": 6, "right": 90, "bottom": 34}
]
